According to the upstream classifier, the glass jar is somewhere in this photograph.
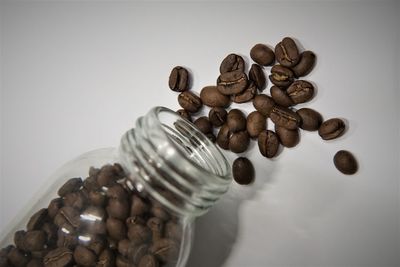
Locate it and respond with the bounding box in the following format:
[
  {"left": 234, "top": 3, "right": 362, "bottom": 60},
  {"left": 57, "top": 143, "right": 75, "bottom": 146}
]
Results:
[{"left": 0, "top": 107, "right": 231, "bottom": 267}]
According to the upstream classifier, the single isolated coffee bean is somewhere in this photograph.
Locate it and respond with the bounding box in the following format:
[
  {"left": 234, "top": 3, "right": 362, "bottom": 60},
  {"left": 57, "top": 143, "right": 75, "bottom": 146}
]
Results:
[
  {"left": 178, "top": 92, "right": 202, "bottom": 113},
  {"left": 217, "top": 70, "right": 248, "bottom": 95},
  {"left": 286, "top": 80, "right": 314, "bottom": 104},
  {"left": 318, "top": 118, "right": 345, "bottom": 140},
  {"left": 258, "top": 130, "right": 279, "bottom": 158},
  {"left": 249, "top": 64, "right": 266, "bottom": 90},
  {"left": 232, "top": 157, "right": 254, "bottom": 185},
  {"left": 270, "top": 106, "right": 301, "bottom": 130},
  {"left": 227, "top": 109, "right": 246, "bottom": 133},
  {"left": 200, "top": 86, "right": 230, "bottom": 107},
  {"left": 253, "top": 94, "right": 275, "bottom": 117},
  {"left": 209, "top": 107, "right": 227, "bottom": 127},
  {"left": 275, "top": 126, "right": 300, "bottom": 148},
  {"left": 275, "top": 37, "right": 300, "bottom": 67},
  {"left": 246, "top": 111, "right": 266, "bottom": 138},
  {"left": 270, "top": 86, "right": 293, "bottom": 107},
  {"left": 334, "top": 150, "right": 358, "bottom": 175},
  {"left": 231, "top": 81, "right": 257, "bottom": 103},
  {"left": 216, "top": 124, "right": 231, "bottom": 150},
  {"left": 194, "top": 117, "right": 212, "bottom": 134},
  {"left": 292, "top": 51, "right": 316, "bottom": 77},
  {"left": 297, "top": 108, "right": 322, "bottom": 131},
  {"left": 250, "top": 44, "right": 275, "bottom": 66},
  {"left": 176, "top": 109, "right": 192, "bottom": 122},
  {"left": 229, "top": 131, "right": 250, "bottom": 153},
  {"left": 168, "top": 66, "right": 189, "bottom": 92},
  {"left": 57, "top": 178, "right": 82, "bottom": 197},
  {"left": 269, "top": 65, "right": 294, "bottom": 88},
  {"left": 219, "top": 53, "right": 245, "bottom": 74}
]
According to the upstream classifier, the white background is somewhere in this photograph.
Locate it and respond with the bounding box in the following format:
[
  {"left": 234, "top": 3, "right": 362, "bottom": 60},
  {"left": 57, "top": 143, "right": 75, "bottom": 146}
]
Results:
[{"left": 1, "top": 1, "right": 399, "bottom": 266}]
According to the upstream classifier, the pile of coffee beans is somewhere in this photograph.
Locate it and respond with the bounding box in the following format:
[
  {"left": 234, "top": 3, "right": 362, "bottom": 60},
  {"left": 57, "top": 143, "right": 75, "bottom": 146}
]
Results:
[
  {"left": 168, "top": 37, "right": 358, "bottom": 184},
  {"left": 0, "top": 164, "right": 181, "bottom": 267}
]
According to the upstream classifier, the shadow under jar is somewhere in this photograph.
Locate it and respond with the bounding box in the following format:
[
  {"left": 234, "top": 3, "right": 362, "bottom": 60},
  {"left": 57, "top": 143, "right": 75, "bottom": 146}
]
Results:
[{"left": 0, "top": 107, "right": 231, "bottom": 267}]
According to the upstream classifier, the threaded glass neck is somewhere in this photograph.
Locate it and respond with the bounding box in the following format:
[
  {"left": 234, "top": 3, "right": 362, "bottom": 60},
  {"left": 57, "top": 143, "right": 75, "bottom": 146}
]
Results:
[{"left": 118, "top": 107, "right": 231, "bottom": 218}]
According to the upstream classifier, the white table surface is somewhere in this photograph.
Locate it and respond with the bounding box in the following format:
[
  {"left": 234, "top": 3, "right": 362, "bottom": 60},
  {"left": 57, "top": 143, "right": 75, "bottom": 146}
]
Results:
[{"left": 1, "top": 1, "right": 399, "bottom": 266}]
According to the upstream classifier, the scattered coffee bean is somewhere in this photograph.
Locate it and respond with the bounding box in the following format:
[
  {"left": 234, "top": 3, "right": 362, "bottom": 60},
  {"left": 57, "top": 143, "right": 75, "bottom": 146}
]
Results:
[
  {"left": 208, "top": 107, "right": 227, "bottom": 127},
  {"left": 286, "top": 80, "right": 314, "bottom": 104},
  {"left": 249, "top": 64, "right": 266, "bottom": 90},
  {"left": 250, "top": 44, "right": 275, "bottom": 66},
  {"left": 227, "top": 109, "right": 246, "bottom": 133},
  {"left": 253, "top": 94, "right": 275, "bottom": 116},
  {"left": 231, "top": 81, "right": 257, "bottom": 103},
  {"left": 258, "top": 130, "right": 279, "bottom": 158},
  {"left": 297, "top": 108, "right": 322, "bottom": 131},
  {"left": 200, "top": 86, "right": 231, "bottom": 107},
  {"left": 275, "top": 37, "right": 300, "bottom": 67},
  {"left": 178, "top": 91, "right": 202, "bottom": 113},
  {"left": 318, "top": 118, "right": 345, "bottom": 140},
  {"left": 292, "top": 51, "right": 316, "bottom": 77},
  {"left": 269, "top": 65, "right": 295, "bottom": 88},
  {"left": 229, "top": 131, "right": 250, "bottom": 153},
  {"left": 217, "top": 70, "right": 248, "bottom": 95},
  {"left": 168, "top": 66, "right": 189, "bottom": 92},
  {"left": 194, "top": 117, "right": 212, "bottom": 134},
  {"left": 219, "top": 54, "right": 245, "bottom": 74},
  {"left": 270, "top": 86, "right": 293, "bottom": 107},
  {"left": 176, "top": 109, "right": 192, "bottom": 122},
  {"left": 246, "top": 111, "right": 266, "bottom": 138},
  {"left": 216, "top": 124, "right": 231, "bottom": 150},
  {"left": 334, "top": 150, "right": 358, "bottom": 174},
  {"left": 275, "top": 126, "right": 300, "bottom": 148},
  {"left": 232, "top": 157, "right": 254, "bottom": 185},
  {"left": 58, "top": 178, "right": 82, "bottom": 197},
  {"left": 270, "top": 106, "right": 301, "bottom": 130}
]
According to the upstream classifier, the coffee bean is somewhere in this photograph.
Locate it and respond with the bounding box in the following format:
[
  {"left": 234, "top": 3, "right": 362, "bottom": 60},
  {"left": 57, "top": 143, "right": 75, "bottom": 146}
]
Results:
[
  {"left": 286, "top": 80, "right": 314, "bottom": 104},
  {"left": 194, "top": 117, "right": 212, "bottom": 134},
  {"left": 23, "top": 231, "right": 47, "bottom": 252},
  {"left": 178, "top": 92, "right": 202, "bottom": 113},
  {"left": 83, "top": 175, "right": 101, "bottom": 192},
  {"left": 106, "top": 218, "right": 127, "bottom": 241},
  {"left": 130, "top": 195, "right": 150, "bottom": 217},
  {"left": 117, "top": 239, "right": 131, "bottom": 257},
  {"left": 150, "top": 239, "right": 179, "bottom": 263},
  {"left": 217, "top": 70, "right": 248, "bottom": 95},
  {"left": 200, "top": 85, "right": 231, "bottom": 108},
  {"left": 131, "top": 243, "right": 149, "bottom": 264},
  {"left": 57, "top": 206, "right": 80, "bottom": 228},
  {"left": 151, "top": 204, "right": 170, "bottom": 221},
  {"left": 41, "top": 223, "right": 57, "bottom": 247},
  {"left": 7, "top": 247, "right": 30, "bottom": 267},
  {"left": 208, "top": 107, "right": 227, "bottom": 127},
  {"left": 249, "top": 64, "right": 266, "bottom": 90},
  {"left": 246, "top": 111, "right": 266, "bottom": 138},
  {"left": 27, "top": 259, "right": 43, "bottom": 267},
  {"left": 73, "top": 246, "right": 96, "bottom": 267},
  {"left": 250, "top": 44, "right": 275, "bottom": 66},
  {"left": 58, "top": 178, "right": 82, "bottom": 197},
  {"left": 275, "top": 37, "right": 300, "bottom": 67},
  {"left": 56, "top": 227, "right": 77, "bottom": 249},
  {"left": 269, "top": 64, "right": 294, "bottom": 88},
  {"left": 116, "top": 255, "right": 129, "bottom": 267},
  {"left": 334, "top": 150, "right": 358, "bottom": 175},
  {"left": 98, "top": 249, "right": 115, "bottom": 267},
  {"left": 229, "top": 131, "right": 250, "bottom": 153},
  {"left": 168, "top": 66, "right": 189, "bottom": 92},
  {"left": 82, "top": 234, "right": 105, "bottom": 255},
  {"left": 270, "top": 86, "right": 294, "bottom": 107},
  {"left": 270, "top": 106, "right": 301, "bottom": 130},
  {"left": 176, "top": 109, "right": 192, "bottom": 122},
  {"left": 14, "top": 231, "right": 26, "bottom": 251},
  {"left": 147, "top": 217, "right": 163, "bottom": 241},
  {"left": 82, "top": 206, "right": 106, "bottom": 221},
  {"left": 318, "top": 118, "right": 345, "bottom": 140},
  {"left": 97, "top": 165, "right": 118, "bottom": 187},
  {"left": 216, "top": 124, "right": 231, "bottom": 150},
  {"left": 258, "top": 130, "right": 279, "bottom": 158},
  {"left": 297, "top": 108, "right": 322, "bottom": 131},
  {"left": 107, "top": 199, "right": 129, "bottom": 220},
  {"left": 253, "top": 94, "right": 275, "bottom": 116},
  {"left": 227, "top": 109, "right": 246, "bottom": 133},
  {"left": 127, "top": 224, "right": 151, "bottom": 244},
  {"left": 43, "top": 247, "right": 73, "bottom": 267},
  {"left": 292, "top": 51, "right": 316, "bottom": 77},
  {"left": 63, "top": 191, "right": 87, "bottom": 211},
  {"left": 275, "top": 126, "right": 300, "bottom": 148},
  {"left": 88, "top": 191, "right": 106, "bottom": 206},
  {"left": 231, "top": 81, "right": 257, "bottom": 103},
  {"left": 219, "top": 54, "right": 245, "bottom": 74},
  {"left": 107, "top": 184, "right": 128, "bottom": 200},
  {"left": 47, "top": 198, "right": 62, "bottom": 219},
  {"left": 138, "top": 254, "right": 159, "bottom": 267},
  {"left": 232, "top": 157, "right": 254, "bottom": 185}
]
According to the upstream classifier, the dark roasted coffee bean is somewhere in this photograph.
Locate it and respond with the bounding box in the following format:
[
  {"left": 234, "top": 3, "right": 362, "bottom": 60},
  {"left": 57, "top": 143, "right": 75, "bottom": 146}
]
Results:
[
  {"left": 117, "top": 239, "right": 131, "bottom": 257},
  {"left": 58, "top": 178, "right": 82, "bottom": 197},
  {"left": 56, "top": 227, "right": 78, "bottom": 249},
  {"left": 147, "top": 217, "right": 163, "bottom": 241},
  {"left": 292, "top": 51, "right": 316, "bottom": 77},
  {"left": 253, "top": 94, "right": 275, "bottom": 116},
  {"left": 116, "top": 255, "right": 129, "bottom": 267},
  {"left": 168, "top": 66, "right": 189, "bottom": 92},
  {"left": 334, "top": 151, "right": 358, "bottom": 175},
  {"left": 82, "top": 206, "right": 106, "bottom": 222},
  {"left": 176, "top": 109, "right": 192, "bottom": 122},
  {"left": 106, "top": 218, "right": 127, "bottom": 241},
  {"left": 200, "top": 86, "right": 231, "bottom": 107},
  {"left": 217, "top": 71, "right": 248, "bottom": 95},
  {"left": 107, "top": 184, "right": 128, "bottom": 200},
  {"left": 269, "top": 65, "right": 294, "bottom": 88},
  {"left": 287, "top": 80, "right": 314, "bottom": 104},
  {"left": 97, "top": 165, "right": 118, "bottom": 187},
  {"left": 27, "top": 259, "right": 43, "bottom": 267},
  {"left": 131, "top": 195, "right": 149, "bottom": 216},
  {"left": 151, "top": 204, "right": 170, "bottom": 221},
  {"left": 275, "top": 126, "right": 300, "bottom": 148},
  {"left": 63, "top": 191, "right": 87, "bottom": 210},
  {"left": 14, "top": 230, "right": 26, "bottom": 251},
  {"left": 219, "top": 54, "right": 245, "bottom": 74},
  {"left": 232, "top": 157, "right": 254, "bottom": 185},
  {"left": 131, "top": 244, "right": 149, "bottom": 264},
  {"left": 297, "top": 108, "right": 322, "bottom": 131},
  {"left": 43, "top": 247, "right": 73, "bottom": 267},
  {"left": 275, "top": 37, "right": 300, "bottom": 67},
  {"left": 258, "top": 130, "right": 279, "bottom": 158},
  {"left": 138, "top": 254, "right": 159, "bottom": 267},
  {"left": 41, "top": 223, "right": 57, "bottom": 247},
  {"left": 318, "top": 118, "right": 345, "bottom": 140},
  {"left": 150, "top": 239, "right": 179, "bottom": 263},
  {"left": 209, "top": 107, "right": 227, "bottom": 127},
  {"left": 23, "top": 231, "right": 47, "bottom": 252},
  {"left": 127, "top": 224, "right": 151, "bottom": 244},
  {"left": 231, "top": 81, "right": 257, "bottom": 103},
  {"left": 98, "top": 249, "right": 115, "bottom": 267},
  {"left": 250, "top": 44, "right": 275, "bottom": 66},
  {"left": 270, "top": 86, "right": 294, "bottom": 107},
  {"left": 27, "top": 208, "right": 48, "bottom": 231},
  {"left": 246, "top": 111, "right": 266, "bottom": 138},
  {"left": 83, "top": 175, "right": 101, "bottom": 191},
  {"left": 164, "top": 221, "right": 182, "bottom": 241},
  {"left": 73, "top": 246, "right": 96, "bottom": 267},
  {"left": 178, "top": 91, "right": 202, "bottom": 113},
  {"left": 229, "top": 131, "right": 250, "bottom": 153},
  {"left": 194, "top": 117, "right": 212, "bottom": 134},
  {"left": 88, "top": 191, "right": 106, "bottom": 206},
  {"left": 57, "top": 206, "right": 80, "bottom": 228},
  {"left": 216, "top": 124, "right": 231, "bottom": 150},
  {"left": 270, "top": 106, "right": 301, "bottom": 130},
  {"left": 107, "top": 199, "right": 129, "bottom": 220},
  {"left": 8, "top": 247, "right": 30, "bottom": 267},
  {"left": 47, "top": 198, "right": 62, "bottom": 219},
  {"left": 249, "top": 64, "right": 266, "bottom": 90},
  {"left": 81, "top": 234, "right": 106, "bottom": 255},
  {"left": 227, "top": 109, "right": 246, "bottom": 133}
]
